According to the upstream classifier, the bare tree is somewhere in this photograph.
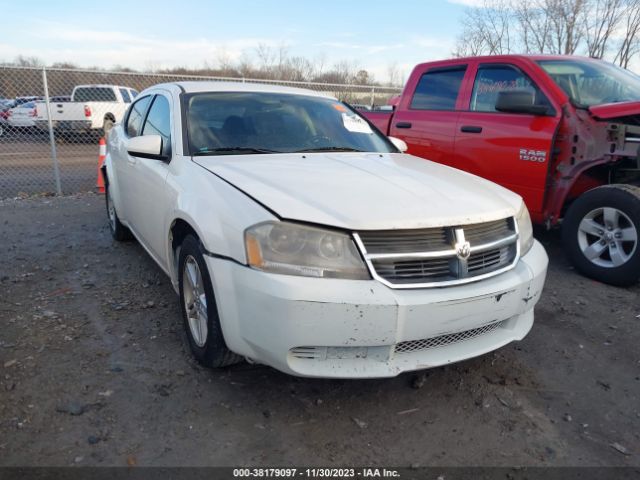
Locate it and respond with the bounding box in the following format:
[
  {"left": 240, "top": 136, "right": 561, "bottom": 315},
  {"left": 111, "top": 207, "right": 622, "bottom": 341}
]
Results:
[
  {"left": 614, "top": 0, "right": 640, "bottom": 67},
  {"left": 543, "top": 0, "right": 585, "bottom": 54},
  {"left": 12, "top": 55, "right": 44, "bottom": 67},
  {"left": 453, "top": 0, "right": 514, "bottom": 56},
  {"left": 582, "top": 0, "right": 624, "bottom": 58},
  {"left": 514, "top": 0, "right": 554, "bottom": 53},
  {"left": 386, "top": 62, "right": 400, "bottom": 86},
  {"left": 255, "top": 43, "right": 276, "bottom": 71}
]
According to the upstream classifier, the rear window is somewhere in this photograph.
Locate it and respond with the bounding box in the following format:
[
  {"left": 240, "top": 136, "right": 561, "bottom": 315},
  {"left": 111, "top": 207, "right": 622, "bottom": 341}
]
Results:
[
  {"left": 119, "top": 88, "right": 132, "bottom": 103},
  {"left": 74, "top": 87, "right": 117, "bottom": 103},
  {"left": 410, "top": 67, "right": 467, "bottom": 110}
]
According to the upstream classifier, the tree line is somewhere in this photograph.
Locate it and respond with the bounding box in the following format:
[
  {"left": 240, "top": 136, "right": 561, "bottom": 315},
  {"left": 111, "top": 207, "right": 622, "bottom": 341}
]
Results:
[
  {"left": 1, "top": 43, "right": 401, "bottom": 87},
  {"left": 454, "top": 0, "right": 640, "bottom": 68}
]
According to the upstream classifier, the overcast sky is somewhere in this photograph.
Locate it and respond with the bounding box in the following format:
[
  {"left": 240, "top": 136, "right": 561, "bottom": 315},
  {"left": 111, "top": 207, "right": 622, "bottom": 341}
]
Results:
[{"left": 0, "top": 0, "right": 475, "bottom": 82}]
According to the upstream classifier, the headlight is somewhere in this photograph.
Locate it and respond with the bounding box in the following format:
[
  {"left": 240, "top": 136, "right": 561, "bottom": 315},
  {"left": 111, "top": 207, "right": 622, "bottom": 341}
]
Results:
[
  {"left": 516, "top": 202, "right": 534, "bottom": 256},
  {"left": 245, "top": 221, "right": 370, "bottom": 280}
]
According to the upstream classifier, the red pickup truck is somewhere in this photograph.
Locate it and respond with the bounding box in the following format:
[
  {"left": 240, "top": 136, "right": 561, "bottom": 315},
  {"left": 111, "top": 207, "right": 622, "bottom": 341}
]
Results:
[{"left": 362, "top": 55, "right": 640, "bottom": 286}]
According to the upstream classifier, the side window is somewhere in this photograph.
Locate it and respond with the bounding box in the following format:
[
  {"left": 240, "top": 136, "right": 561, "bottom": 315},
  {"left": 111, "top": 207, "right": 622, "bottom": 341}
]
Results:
[
  {"left": 410, "top": 67, "right": 467, "bottom": 110},
  {"left": 142, "top": 95, "right": 171, "bottom": 157},
  {"left": 471, "top": 65, "right": 552, "bottom": 112},
  {"left": 130, "top": 89, "right": 139, "bottom": 99},
  {"left": 119, "top": 88, "right": 131, "bottom": 103},
  {"left": 125, "top": 95, "right": 152, "bottom": 137}
]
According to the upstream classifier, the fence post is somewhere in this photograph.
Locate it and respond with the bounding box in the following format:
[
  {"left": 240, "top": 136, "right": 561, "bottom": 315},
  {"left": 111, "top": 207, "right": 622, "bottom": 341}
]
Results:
[
  {"left": 370, "top": 87, "right": 375, "bottom": 109},
  {"left": 42, "top": 67, "right": 62, "bottom": 195}
]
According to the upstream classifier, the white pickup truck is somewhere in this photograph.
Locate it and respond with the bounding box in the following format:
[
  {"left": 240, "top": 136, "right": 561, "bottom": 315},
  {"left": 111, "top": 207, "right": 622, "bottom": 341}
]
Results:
[{"left": 35, "top": 84, "right": 138, "bottom": 136}]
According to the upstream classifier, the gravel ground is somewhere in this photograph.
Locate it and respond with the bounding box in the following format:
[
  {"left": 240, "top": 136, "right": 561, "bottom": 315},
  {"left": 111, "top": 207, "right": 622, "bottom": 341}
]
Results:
[{"left": 0, "top": 193, "right": 638, "bottom": 467}]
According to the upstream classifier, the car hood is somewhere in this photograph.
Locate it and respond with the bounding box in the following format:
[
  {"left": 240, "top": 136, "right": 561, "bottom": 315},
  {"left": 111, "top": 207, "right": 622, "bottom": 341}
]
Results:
[
  {"left": 589, "top": 101, "right": 640, "bottom": 120},
  {"left": 194, "top": 152, "right": 522, "bottom": 231}
]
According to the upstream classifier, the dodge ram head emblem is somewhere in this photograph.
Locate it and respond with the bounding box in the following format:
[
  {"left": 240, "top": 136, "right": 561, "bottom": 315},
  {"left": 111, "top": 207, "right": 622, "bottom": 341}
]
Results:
[
  {"left": 456, "top": 240, "right": 471, "bottom": 260},
  {"left": 454, "top": 228, "right": 471, "bottom": 260}
]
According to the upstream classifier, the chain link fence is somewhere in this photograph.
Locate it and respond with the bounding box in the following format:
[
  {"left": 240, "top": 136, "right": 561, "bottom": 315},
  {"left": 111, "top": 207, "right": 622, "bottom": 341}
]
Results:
[{"left": 0, "top": 66, "right": 402, "bottom": 198}]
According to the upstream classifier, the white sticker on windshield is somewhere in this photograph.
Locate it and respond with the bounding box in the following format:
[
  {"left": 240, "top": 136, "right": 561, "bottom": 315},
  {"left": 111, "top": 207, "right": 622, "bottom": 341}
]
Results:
[{"left": 342, "top": 113, "right": 373, "bottom": 134}]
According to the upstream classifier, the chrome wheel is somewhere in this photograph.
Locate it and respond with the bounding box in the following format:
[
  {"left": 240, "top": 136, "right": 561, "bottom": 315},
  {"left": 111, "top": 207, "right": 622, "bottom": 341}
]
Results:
[
  {"left": 182, "top": 255, "right": 208, "bottom": 347},
  {"left": 577, "top": 207, "right": 638, "bottom": 268},
  {"left": 107, "top": 187, "right": 116, "bottom": 231}
]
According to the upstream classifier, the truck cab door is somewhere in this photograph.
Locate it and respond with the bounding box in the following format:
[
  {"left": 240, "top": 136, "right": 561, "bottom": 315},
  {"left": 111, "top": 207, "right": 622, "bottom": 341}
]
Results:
[
  {"left": 389, "top": 65, "right": 468, "bottom": 168},
  {"left": 454, "top": 63, "right": 561, "bottom": 219}
]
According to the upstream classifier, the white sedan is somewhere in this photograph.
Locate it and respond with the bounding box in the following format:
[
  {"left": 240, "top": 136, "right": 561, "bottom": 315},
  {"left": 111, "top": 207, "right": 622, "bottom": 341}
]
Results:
[
  {"left": 7, "top": 101, "right": 38, "bottom": 128},
  {"left": 103, "top": 81, "right": 548, "bottom": 378}
]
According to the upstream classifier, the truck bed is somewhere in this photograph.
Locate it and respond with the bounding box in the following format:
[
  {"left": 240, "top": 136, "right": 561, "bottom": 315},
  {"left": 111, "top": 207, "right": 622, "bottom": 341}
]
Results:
[{"left": 361, "top": 110, "right": 393, "bottom": 134}]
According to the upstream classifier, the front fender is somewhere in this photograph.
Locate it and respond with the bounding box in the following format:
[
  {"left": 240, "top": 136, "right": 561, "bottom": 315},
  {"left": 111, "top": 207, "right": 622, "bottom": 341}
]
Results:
[
  {"left": 166, "top": 164, "right": 276, "bottom": 281},
  {"left": 102, "top": 153, "right": 126, "bottom": 219}
]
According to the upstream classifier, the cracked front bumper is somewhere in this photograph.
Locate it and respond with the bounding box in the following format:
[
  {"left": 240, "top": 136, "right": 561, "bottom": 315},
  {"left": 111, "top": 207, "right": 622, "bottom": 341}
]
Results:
[{"left": 207, "top": 240, "right": 548, "bottom": 378}]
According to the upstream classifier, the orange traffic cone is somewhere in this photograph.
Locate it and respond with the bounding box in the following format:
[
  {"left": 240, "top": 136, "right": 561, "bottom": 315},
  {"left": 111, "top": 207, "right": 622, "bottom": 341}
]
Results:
[{"left": 96, "top": 137, "right": 106, "bottom": 193}]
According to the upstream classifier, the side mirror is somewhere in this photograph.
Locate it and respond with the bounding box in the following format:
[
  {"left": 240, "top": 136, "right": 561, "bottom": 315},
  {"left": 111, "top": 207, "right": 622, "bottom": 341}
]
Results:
[
  {"left": 495, "top": 90, "right": 549, "bottom": 115},
  {"left": 127, "top": 135, "right": 163, "bottom": 159},
  {"left": 388, "top": 136, "right": 408, "bottom": 152}
]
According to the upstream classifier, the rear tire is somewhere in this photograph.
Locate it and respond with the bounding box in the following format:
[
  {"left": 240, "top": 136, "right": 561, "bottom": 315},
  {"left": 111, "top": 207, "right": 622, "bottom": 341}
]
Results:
[
  {"left": 105, "top": 180, "right": 133, "bottom": 241},
  {"left": 562, "top": 184, "right": 640, "bottom": 286},
  {"left": 178, "top": 235, "right": 241, "bottom": 368}
]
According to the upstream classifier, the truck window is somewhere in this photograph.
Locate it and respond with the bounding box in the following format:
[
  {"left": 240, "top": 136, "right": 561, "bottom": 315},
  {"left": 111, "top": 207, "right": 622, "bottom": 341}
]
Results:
[
  {"left": 410, "top": 67, "right": 466, "bottom": 111},
  {"left": 125, "top": 95, "right": 152, "bottom": 137},
  {"left": 73, "top": 87, "right": 117, "bottom": 103},
  {"left": 142, "top": 95, "right": 171, "bottom": 157},
  {"left": 471, "top": 65, "right": 551, "bottom": 112},
  {"left": 119, "top": 88, "right": 132, "bottom": 103}
]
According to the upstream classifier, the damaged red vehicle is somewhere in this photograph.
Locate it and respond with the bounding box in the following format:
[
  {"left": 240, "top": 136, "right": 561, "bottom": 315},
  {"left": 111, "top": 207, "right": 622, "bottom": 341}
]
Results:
[{"left": 362, "top": 55, "right": 640, "bottom": 286}]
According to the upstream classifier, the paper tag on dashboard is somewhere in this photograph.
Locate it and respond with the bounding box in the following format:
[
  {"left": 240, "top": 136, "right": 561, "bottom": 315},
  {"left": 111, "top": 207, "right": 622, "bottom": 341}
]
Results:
[{"left": 342, "top": 113, "right": 372, "bottom": 134}]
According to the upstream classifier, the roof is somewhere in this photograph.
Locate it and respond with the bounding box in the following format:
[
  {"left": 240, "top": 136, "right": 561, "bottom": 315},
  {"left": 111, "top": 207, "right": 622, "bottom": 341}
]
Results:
[
  {"left": 418, "top": 54, "right": 603, "bottom": 66},
  {"left": 150, "top": 81, "right": 331, "bottom": 98}
]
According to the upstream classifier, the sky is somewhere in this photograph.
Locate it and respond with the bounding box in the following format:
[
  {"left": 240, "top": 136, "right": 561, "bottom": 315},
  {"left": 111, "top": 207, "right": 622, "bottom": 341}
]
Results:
[{"left": 0, "top": 0, "right": 475, "bottom": 83}]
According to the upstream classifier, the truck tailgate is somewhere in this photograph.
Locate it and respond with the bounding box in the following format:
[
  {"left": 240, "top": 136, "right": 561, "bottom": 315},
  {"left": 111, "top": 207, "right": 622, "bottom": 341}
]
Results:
[
  {"left": 36, "top": 102, "right": 86, "bottom": 121},
  {"left": 361, "top": 111, "right": 393, "bottom": 135}
]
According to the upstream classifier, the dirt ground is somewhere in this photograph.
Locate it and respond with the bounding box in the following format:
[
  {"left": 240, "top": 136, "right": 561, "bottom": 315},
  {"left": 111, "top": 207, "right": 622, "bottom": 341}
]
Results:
[{"left": 0, "top": 193, "right": 638, "bottom": 467}]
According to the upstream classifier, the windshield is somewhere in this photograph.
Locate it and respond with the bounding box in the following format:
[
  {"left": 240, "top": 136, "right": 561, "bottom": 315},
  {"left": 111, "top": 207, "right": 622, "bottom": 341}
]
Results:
[
  {"left": 538, "top": 59, "right": 640, "bottom": 108},
  {"left": 74, "top": 87, "right": 117, "bottom": 103},
  {"left": 185, "top": 92, "right": 395, "bottom": 155}
]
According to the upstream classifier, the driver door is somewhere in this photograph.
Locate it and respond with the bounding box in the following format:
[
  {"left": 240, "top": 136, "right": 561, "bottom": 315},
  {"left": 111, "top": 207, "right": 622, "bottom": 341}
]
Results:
[
  {"left": 121, "top": 93, "right": 173, "bottom": 263},
  {"left": 454, "top": 63, "right": 561, "bottom": 217}
]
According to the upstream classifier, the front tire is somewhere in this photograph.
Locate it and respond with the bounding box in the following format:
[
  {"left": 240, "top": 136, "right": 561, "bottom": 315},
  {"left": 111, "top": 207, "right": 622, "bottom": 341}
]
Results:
[
  {"left": 178, "top": 235, "right": 241, "bottom": 368},
  {"left": 562, "top": 185, "right": 640, "bottom": 286},
  {"left": 105, "top": 180, "right": 133, "bottom": 241}
]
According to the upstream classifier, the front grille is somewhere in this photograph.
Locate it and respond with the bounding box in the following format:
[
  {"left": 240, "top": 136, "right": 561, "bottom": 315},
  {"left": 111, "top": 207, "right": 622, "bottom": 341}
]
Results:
[
  {"left": 394, "top": 320, "right": 506, "bottom": 354},
  {"left": 354, "top": 217, "right": 518, "bottom": 288}
]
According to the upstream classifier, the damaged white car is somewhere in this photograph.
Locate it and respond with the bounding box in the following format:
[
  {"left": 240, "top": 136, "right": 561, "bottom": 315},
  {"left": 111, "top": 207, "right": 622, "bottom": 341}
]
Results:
[{"left": 103, "top": 82, "right": 548, "bottom": 378}]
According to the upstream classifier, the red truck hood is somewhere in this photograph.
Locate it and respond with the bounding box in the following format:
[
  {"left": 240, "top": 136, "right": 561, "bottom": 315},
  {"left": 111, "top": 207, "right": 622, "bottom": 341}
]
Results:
[{"left": 589, "top": 101, "right": 640, "bottom": 120}]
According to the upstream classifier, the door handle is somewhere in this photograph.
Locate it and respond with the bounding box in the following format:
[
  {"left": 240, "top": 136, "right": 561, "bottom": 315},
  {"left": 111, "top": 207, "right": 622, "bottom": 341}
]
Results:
[
  {"left": 460, "top": 125, "right": 483, "bottom": 133},
  {"left": 395, "top": 122, "right": 412, "bottom": 129}
]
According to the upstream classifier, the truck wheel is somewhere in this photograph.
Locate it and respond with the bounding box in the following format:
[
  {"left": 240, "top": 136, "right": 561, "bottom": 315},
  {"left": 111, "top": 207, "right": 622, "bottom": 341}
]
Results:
[
  {"left": 105, "top": 181, "right": 133, "bottom": 241},
  {"left": 178, "top": 235, "right": 241, "bottom": 368},
  {"left": 562, "top": 185, "right": 640, "bottom": 286},
  {"left": 103, "top": 118, "right": 114, "bottom": 138}
]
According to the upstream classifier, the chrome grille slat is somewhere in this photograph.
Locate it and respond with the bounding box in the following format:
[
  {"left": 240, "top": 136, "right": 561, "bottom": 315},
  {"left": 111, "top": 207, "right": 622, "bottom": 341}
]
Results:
[
  {"left": 395, "top": 321, "right": 506, "bottom": 354},
  {"left": 354, "top": 217, "right": 519, "bottom": 288}
]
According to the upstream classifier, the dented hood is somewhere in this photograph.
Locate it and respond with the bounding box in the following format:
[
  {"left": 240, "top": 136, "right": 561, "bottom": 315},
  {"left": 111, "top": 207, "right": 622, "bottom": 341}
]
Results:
[
  {"left": 194, "top": 152, "right": 521, "bottom": 231},
  {"left": 589, "top": 101, "right": 640, "bottom": 120}
]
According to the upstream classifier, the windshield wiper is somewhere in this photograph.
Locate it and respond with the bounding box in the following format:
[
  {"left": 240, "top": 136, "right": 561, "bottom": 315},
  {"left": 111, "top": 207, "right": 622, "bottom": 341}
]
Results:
[
  {"left": 192, "top": 147, "right": 282, "bottom": 156},
  {"left": 294, "top": 147, "right": 365, "bottom": 153}
]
